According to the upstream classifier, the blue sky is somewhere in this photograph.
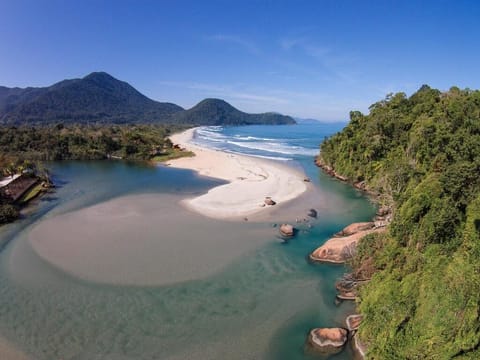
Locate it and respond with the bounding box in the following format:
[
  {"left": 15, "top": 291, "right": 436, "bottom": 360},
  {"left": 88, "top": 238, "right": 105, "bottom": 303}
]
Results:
[{"left": 0, "top": 0, "right": 479, "bottom": 121}]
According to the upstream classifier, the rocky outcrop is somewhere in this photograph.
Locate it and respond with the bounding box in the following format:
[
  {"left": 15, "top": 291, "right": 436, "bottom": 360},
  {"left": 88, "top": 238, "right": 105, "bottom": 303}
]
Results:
[
  {"left": 353, "top": 181, "right": 367, "bottom": 191},
  {"left": 264, "top": 197, "right": 276, "bottom": 206},
  {"left": 309, "top": 228, "right": 385, "bottom": 264},
  {"left": 279, "top": 223, "right": 294, "bottom": 237},
  {"left": 345, "top": 315, "right": 367, "bottom": 359},
  {"left": 346, "top": 314, "right": 363, "bottom": 332},
  {"left": 334, "top": 222, "right": 375, "bottom": 237},
  {"left": 335, "top": 273, "right": 370, "bottom": 302},
  {"left": 307, "top": 327, "right": 348, "bottom": 355},
  {"left": 315, "top": 157, "right": 348, "bottom": 182},
  {"left": 376, "top": 206, "right": 390, "bottom": 217}
]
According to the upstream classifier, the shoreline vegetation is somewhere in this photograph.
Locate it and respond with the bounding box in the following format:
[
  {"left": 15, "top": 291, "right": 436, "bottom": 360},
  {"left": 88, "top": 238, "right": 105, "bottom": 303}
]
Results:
[
  {"left": 0, "top": 123, "right": 194, "bottom": 226},
  {"left": 316, "top": 85, "right": 480, "bottom": 358}
]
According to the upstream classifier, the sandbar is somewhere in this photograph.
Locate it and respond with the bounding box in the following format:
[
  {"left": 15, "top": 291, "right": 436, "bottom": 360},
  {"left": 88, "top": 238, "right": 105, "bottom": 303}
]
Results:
[
  {"left": 168, "top": 128, "right": 308, "bottom": 220},
  {"left": 27, "top": 194, "right": 272, "bottom": 286}
]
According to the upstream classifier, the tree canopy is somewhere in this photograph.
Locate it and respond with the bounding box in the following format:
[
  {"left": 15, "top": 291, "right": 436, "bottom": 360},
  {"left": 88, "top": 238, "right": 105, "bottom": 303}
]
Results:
[{"left": 319, "top": 85, "right": 480, "bottom": 358}]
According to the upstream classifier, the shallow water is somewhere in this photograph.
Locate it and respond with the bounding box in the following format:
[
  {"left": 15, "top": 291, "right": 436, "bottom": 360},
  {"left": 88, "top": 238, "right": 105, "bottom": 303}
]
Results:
[{"left": 0, "top": 124, "right": 376, "bottom": 359}]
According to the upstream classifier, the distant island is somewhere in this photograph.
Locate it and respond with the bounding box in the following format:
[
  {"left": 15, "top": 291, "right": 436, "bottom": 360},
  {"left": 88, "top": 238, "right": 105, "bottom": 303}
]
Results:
[{"left": 0, "top": 72, "right": 295, "bottom": 126}]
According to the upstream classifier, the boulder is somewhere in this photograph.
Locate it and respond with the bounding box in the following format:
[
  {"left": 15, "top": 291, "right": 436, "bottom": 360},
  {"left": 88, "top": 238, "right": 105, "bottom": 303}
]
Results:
[
  {"left": 307, "top": 208, "right": 318, "bottom": 218},
  {"left": 374, "top": 220, "right": 388, "bottom": 228},
  {"left": 335, "top": 222, "right": 374, "bottom": 237},
  {"left": 264, "top": 197, "right": 276, "bottom": 206},
  {"left": 303, "top": 177, "right": 311, "bottom": 182},
  {"left": 346, "top": 314, "right": 363, "bottom": 331},
  {"left": 307, "top": 327, "right": 348, "bottom": 355},
  {"left": 353, "top": 181, "right": 366, "bottom": 191},
  {"left": 336, "top": 291, "right": 356, "bottom": 301},
  {"left": 279, "top": 223, "right": 294, "bottom": 237},
  {"left": 310, "top": 228, "right": 385, "bottom": 264},
  {"left": 352, "top": 333, "right": 367, "bottom": 359},
  {"left": 376, "top": 206, "right": 390, "bottom": 217},
  {"left": 335, "top": 174, "right": 348, "bottom": 182}
]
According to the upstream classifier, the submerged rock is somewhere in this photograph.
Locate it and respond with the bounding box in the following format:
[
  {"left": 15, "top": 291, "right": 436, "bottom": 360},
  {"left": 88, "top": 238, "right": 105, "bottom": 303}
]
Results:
[{"left": 307, "top": 327, "right": 348, "bottom": 355}]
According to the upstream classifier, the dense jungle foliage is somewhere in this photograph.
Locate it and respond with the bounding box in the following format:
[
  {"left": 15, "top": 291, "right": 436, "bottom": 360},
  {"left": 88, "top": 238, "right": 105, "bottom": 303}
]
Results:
[
  {"left": 0, "top": 124, "right": 190, "bottom": 163},
  {"left": 319, "top": 85, "right": 480, "bottom": 358}
]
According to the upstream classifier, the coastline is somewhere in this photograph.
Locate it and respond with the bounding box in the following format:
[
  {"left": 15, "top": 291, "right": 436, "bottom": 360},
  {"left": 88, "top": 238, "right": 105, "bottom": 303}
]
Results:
[
  {"left": 167, "top": 127, "right": 309, "bottom": 220},
  {"left": 311, "top": 158, "right": 391, "bottom": 358}
]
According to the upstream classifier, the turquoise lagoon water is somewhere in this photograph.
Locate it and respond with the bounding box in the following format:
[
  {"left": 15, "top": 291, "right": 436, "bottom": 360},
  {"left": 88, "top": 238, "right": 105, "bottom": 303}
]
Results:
[{"left": 0, "top": 123, "right": 375, "bottom": 359}]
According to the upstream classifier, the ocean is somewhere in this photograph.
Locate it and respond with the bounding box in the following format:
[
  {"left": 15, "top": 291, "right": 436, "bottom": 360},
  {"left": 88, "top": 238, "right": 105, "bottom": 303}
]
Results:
[{"left": 0, "top": 122, "right": 375, "bottom": 359}]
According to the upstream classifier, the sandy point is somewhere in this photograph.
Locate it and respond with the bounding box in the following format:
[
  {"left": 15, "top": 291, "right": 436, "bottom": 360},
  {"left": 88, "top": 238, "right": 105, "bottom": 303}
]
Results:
[{"left": 168, "top": 128, "right": 308, "bottom": 220}]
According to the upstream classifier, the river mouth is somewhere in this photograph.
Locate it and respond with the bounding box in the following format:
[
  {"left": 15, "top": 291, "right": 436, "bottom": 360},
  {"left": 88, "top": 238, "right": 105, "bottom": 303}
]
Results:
[
  {"left": 25, "top": 193, "right": 273, "bottom": 286},
  {"left": 0, "top": 146, "right": 374, "bottom": 360}
]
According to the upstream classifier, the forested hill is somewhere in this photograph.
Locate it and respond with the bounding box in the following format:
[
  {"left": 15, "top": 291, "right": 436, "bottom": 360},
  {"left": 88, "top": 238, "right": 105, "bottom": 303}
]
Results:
[
  {"left": 0, "top": 72, "right": 184, "bottom": 125},
  {"left": 0, "top": 72, "right": 295, "bottom": 126},
  {"left": 319, "top": 85, "right": 480, "bottom": 358},
  {"left": 173, "top": 98, "right": 295, "bottom": 125}
]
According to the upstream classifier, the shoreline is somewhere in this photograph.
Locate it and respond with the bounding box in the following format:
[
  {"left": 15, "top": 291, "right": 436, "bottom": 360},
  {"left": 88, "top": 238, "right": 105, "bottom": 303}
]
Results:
[
  {"left": 167, "top": 127, "right": 309, "bottom": 220},
  {"left": 311, "top": 159, "right": 392, "bottom": 359}
]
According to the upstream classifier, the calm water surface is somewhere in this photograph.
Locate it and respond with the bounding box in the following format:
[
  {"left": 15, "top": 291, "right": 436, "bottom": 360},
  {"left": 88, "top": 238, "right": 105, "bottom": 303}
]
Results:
[{"left": 0, "top": 123, "right": 375, "bottom": 359}]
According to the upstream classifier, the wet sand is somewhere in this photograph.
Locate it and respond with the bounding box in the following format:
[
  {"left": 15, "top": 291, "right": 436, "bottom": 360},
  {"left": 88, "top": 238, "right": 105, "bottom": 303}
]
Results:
[
  {"left": 28, "top": 193, "right": 272, "bottom": 286},
  {"left": 0, "top": 337, "right": 30, "bottom": 360}
]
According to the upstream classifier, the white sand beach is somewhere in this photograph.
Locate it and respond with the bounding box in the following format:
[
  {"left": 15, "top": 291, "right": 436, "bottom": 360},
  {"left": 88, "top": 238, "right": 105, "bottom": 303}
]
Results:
[{"left": 168, "top": 128, "right": 308, "bottom": 220}]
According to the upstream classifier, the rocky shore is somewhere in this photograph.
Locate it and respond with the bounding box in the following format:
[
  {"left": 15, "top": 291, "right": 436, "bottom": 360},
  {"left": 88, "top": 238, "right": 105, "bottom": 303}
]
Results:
[{"left": 308, "top": 156, "right": 393, "bottom": 358}]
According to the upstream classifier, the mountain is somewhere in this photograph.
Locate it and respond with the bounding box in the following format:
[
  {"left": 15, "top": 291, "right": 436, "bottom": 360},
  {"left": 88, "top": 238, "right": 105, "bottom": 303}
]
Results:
[
  {"left": 0, "top": 72, "right": 184, "bottom": 125},
  {"left": 0, "top": 73, "right": 294, "bottom": 126},
  {"left": 171, "top": 98, "right": 295, "bottom": 125}
]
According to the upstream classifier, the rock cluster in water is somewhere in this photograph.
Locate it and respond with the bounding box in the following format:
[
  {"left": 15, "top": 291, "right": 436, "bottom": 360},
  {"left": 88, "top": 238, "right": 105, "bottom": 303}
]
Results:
[{"left": 307, "top": 327, "right": 348, "bottom": 355}]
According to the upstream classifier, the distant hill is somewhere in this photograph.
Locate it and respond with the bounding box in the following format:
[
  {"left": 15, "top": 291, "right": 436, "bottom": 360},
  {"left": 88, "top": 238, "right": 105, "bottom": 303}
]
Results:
[
  {"left": 295, "top": 117, "right": 348, "bottom": 125},
  {"left": 172, "top": 98, "right": 295, "bottom": 125},
  {"left": 0, "top": 72, "right": 295, "bottom": 126},
  {"left": 294, "top": 117, "right": 322, "bottom": 124}
]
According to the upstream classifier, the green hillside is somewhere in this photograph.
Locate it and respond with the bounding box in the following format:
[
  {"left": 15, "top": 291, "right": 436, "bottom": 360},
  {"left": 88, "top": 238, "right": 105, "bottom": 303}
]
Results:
[
  {"left": 318, "top": 86, "right": 480, "bottom": 358},
  {"left": 0, "top": 72, "right": 184, "bottom": 125},
  {"left": 0, "top": 72, "right": 294, "bottom": 126},
  {"left": 172, "top": 98, "right": 295, "bottom": 125}
]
